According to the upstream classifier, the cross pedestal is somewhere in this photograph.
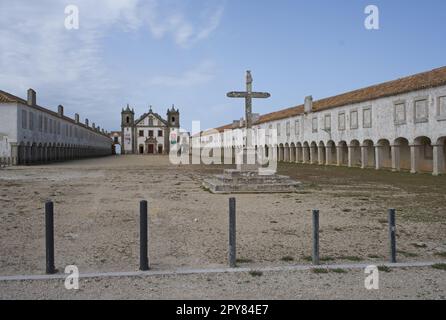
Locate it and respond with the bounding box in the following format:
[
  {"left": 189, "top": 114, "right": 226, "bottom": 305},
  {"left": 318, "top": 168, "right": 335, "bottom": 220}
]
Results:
[{"left": 201, "top": 71, "right": 302, "bottom": 194}]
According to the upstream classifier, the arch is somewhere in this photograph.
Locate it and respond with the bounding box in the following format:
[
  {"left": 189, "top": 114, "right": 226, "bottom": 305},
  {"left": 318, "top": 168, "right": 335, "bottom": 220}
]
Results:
[
  {"left": 278, "top": 143, "right": 284, "bottom": 162},
  {"left": 376, "top": 139, "right": 392, "bottom": 169},
  {"left": 361, "top": 139, "right": 375, "bottom": 169},
  {"left": 393, "top": 137, "right": 410, "bottom": 171},
  {"left": 310, "top": 141, "right": 318, "bottom": 164},
  {"left": 284, "top": 143, "right": 290, "bottom": 162},
  {"left": 17, "top": 142, "right": 25, "bottom": 165},
  {"left": 412, "top": 136, "right": 433, "bottom": 173},
  {"left": 31, "top": 143, "right": 37, "bottom": 164},
  {"left": 290, "top": 143, "right": 296, "bottom": 162},
  {"left": 337, "top": 141, "right": 348, "bottom": 166},
  {"left": 318, "top": 141, "right": 326, "bottom": 165},
  {"left": 302, "top": 142, "right": 310, "bottom": 163},
  {"left": 349, "top": 140, "right": 361, "bottom": 167},
  {"left": 326, "top": 140, "right": 337, "bottom": 165},
  {"left": 434, "top": 136, "right": 446, "bottom": 175},
  {"left": 296, "top": 142, "right": 303, "bottom": 163}
]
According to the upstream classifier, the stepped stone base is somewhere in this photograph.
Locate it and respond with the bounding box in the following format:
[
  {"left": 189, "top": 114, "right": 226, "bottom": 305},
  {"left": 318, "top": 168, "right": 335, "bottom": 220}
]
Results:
[{"left": 202, "top": 169, "right": 301, "bottom": 194}]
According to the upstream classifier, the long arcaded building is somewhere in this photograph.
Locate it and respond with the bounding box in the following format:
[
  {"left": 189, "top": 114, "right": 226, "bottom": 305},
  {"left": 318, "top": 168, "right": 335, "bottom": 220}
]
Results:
[
  {"left": 200, "top": 67, "right": 446, "bottom": 176},
  {"left": 0, "top": 89, "right": 112, "bottom": 165}
]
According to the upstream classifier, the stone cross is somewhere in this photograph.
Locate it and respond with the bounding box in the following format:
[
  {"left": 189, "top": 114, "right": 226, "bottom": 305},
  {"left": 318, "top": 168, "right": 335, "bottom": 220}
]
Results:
[{"left": 227, "top": 71, "right": 271, "bottom": 129}]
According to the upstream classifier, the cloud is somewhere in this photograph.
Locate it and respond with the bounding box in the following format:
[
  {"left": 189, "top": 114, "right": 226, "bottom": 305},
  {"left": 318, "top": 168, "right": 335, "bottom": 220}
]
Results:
[
  {"left": 0, "top": 0, "right": 225, "bottom": 129},
  {"left": 147, "top": 61, "right": 216, "bottom": 87}
]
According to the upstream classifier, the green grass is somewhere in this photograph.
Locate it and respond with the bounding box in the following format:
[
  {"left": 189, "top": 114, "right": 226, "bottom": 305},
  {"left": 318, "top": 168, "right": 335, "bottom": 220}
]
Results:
[
  {"left": 378, "top": 265, "right": 392, "bottom": 273},
  {"left": 248, "top": 270, "right": 263, "bottom": 277},
  {"left": 236, "top": 258, "right": 253, "bottom": 264},
  {"left": 397, "top": 250, "right": 418, "bottom": 258},
  {"left": 312, "top": 268, "right": 329, "bottom": 274},
  {"left": 431, "top": 263, "right": 446, "bottom": 271},
  {"left": 331, "top": 268, "right": 347, "bottom": 274},
  {"left": 280, "top": 256, "right": 294, "bottom": 262},
  {"left": 338, "top": 255, "right": 362, "bottom": 262},
  {"left": 434, "top": 252, "right": 446, "bottom": 258}
]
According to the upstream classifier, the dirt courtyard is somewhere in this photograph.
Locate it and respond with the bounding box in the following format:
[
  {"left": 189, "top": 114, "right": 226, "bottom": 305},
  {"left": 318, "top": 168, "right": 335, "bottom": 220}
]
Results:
[{"left": 0, "top": 155, "right": 445, "bottom": 299}]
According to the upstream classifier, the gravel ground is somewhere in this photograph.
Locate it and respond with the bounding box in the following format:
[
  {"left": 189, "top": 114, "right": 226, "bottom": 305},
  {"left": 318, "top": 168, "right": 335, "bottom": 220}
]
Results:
[
  {"left": 0, "top": 267, "right": 445, "bottom": 300},
  {"left": 0, "top": 155, "right": 445, "bottom": 299}
]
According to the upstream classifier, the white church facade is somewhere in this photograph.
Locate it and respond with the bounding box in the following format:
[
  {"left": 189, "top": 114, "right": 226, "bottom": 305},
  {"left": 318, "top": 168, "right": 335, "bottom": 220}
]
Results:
[
  {"left": 0, "top": 89, "right": 112, "bottom": 166},
  {"left": 200, "top": 67, "right": 446, "bottom": 176},
  {"left": 121, "top": 105, "right": 180, "bottom": 155}
]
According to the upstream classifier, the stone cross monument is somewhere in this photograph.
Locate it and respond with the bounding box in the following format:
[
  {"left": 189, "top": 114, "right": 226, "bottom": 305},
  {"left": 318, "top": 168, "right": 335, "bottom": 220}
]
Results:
[
  {"left": 202, "top": 71, "right": 301, "bottom": 193},
  {"left": 227, "top": 71, "right": 271, "bottom": 133}
]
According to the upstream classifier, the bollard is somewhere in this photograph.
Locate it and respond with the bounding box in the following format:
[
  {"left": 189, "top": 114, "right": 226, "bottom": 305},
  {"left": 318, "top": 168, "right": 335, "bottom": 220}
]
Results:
[
  {"left": 229, "top": 198, "right": 236, "bottom": 268},
  {"left": 45, "top": 201, "right": 56, "bottom": 274},
  {"left": 312, "top": 209, "right": 320, "bottom": 265},
  {"left": 388, "top": 208, "right": 397, "bottom": 263},
  {"left": 139, "top": 200, "right": 149, "bottom": 271}
]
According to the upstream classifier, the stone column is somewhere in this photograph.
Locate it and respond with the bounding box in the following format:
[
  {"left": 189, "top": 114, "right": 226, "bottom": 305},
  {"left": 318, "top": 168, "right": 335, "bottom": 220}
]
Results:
[
  {"left": 326, "top": 146, "right": 332, "bottom": 165},
  {"left": 375, "top": 145, "right": 382, "bottom": 170},
  {"left": 347, "top": 146, "right": 354, "bottom": 167},
  {"left": 361, "top": 145, "right": 368, "bottom": 169},
  {"left": 303, "top": 147, "right": 308, "bottom": 164},
  {"left": 391, "top": 145, "right": 400, "bottom": 172},
  {"left": 432, "top": 144, "right": 444, "bottom": 176},
  {"left": 10, "top": 143, "right": 18, "bottom": 165},
  {"left": 410, "top": 144, "right": 419, "bottom": 174},
  {"left": 336, "top": 146, "right": 342, "bottom": 166},
  {"left": 317, "top": 146, "right": 323, "bottom": 165}
]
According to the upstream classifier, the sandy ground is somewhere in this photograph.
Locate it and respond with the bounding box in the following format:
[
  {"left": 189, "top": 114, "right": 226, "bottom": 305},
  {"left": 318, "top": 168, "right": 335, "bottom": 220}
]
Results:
[{"left": 0, "top": 155, "right": 445, "bottom": 299}]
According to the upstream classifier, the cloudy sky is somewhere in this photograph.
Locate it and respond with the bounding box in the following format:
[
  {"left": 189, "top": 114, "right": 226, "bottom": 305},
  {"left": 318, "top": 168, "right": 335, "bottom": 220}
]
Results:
[{"left": 0, "top": 0, "right": 445, "bottom": 132}]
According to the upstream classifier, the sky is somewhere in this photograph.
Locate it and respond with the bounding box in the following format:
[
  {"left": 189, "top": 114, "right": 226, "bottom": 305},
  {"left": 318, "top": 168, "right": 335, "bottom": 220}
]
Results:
[{"left": 0, "top": 0, "right": 445, "bottom": 133}]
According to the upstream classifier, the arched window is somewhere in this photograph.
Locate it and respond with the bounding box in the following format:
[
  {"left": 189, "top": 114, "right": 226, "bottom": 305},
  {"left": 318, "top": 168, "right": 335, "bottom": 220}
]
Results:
[{"left": 126, "top": 116, "right": 130, "bottom": 124}]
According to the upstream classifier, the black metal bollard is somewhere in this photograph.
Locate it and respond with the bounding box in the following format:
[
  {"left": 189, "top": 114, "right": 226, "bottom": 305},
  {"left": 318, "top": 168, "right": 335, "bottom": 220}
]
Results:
[
  {"left": 229, "top": 198, "right": 237, "bottom": 268},
  {"left": 388, "top": 209, "right": 397, "bottom": 263},
  {"left": 312, "top": 209, "right": 320, "bottom": 265},
  {"left": 139, "top": 200, "right": 149, "bottom": 271},
  {"left": 45, "top": 201, "right": 56, "bottom": 274}
]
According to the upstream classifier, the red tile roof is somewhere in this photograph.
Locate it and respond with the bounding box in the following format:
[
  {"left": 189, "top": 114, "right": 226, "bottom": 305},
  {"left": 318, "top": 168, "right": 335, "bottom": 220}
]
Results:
[{"left": 203, "top": 66, "right": 446, "bottom": 134}]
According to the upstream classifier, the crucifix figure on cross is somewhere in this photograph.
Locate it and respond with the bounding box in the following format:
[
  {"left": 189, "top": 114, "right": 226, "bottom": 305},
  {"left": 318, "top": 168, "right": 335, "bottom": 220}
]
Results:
[{"left": 227, "top": 71, "right": 271, "bottom": 130}]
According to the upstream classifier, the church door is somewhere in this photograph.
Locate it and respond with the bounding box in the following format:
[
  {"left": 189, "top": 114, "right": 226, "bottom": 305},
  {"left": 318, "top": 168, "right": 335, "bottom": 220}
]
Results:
[
  {"left": 148, "top": 144, "right": 154, "bottom": 154},
  {"left": 139, "top": 146, "right": 144, "bottom": 154},
  {"left": 158, "top": 145, "right": 163, "bottom": 154}
]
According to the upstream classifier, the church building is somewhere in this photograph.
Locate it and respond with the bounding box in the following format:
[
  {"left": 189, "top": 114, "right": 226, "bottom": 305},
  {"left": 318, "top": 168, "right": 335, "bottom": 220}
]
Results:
[{"left": 121, "top": 105, "right": 180, "bottom": 155}]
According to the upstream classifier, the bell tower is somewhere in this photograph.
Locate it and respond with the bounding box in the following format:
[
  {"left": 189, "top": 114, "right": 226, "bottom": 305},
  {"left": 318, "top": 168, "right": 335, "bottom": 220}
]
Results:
[
  {"left": 121, "top": 104, "right": 134, "bottom": 127},
  {"left": 121, "top": 104, "right": 135, "bottom": 154},
  {"left": 167, "top": 105, "right": 180, "bottom": 128}
]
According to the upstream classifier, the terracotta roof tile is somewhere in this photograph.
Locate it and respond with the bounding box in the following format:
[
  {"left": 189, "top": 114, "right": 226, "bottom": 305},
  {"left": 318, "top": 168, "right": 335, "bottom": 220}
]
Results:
[{"left": 206, "top": 66, "right": 446, "bottom": 133}]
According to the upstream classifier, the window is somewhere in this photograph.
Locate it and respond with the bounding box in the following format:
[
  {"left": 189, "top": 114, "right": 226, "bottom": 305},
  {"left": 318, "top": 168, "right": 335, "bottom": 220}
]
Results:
[
  {"left": 57, "top": 122, "right": 61, "bottom": 135},
  {"left": 312, "top": 117, "right": 318, "bottom": 133},
  {"left": 139, "top": 130, "right": 144, "bottom": 137},
  {"left": 149, "top": 130, "right": 154, "bottom": 137},
  {"left": 338, "top": 112, "right": 346, "bottom": 130},
  {"left": 44, "top": 117, "right": 48, "bottom": 133},
  {"left": 114, "top": 137, "right": 119, "bottom": 143},
  {"left": 350, "top": 110, "right": 358, "bottom": 129},
  {"left": 363, "top": 107, "right": 372, "bottom": 128},
  {"left": 149, "top": 117, "right": 153, "bottom": 126},
  {"left": 286, "top": 121, "right": 290, "bottom": 136},
  {"left": 22, "top": 110, "right": 27, "bottom": 129},
  {"left": 438, "top": 96, "right": 446, "bottom": 119},
  {"left": 171, "top": 116, "right": 176, "bottom": 123},
  {"left": 324, "top": 114, "right": 331, "bottom": 131},
  {"left": 294, "top": 120, "right": 300, "bottom": 136},
  {"left": 126, "top": 116, "right": 130, "bottom": 124},
  {"left": 39, "top": 115, "right": 43, "bottom": 132},
  {"left": 158, "top": 130, "right": 163, "bottom": 137},
  {"left": 414, "top": 98, "right": 428, "bottom": 123},
  {"left": 277, "top": 123, "right": 281, "bottom": 136},
  {"left": 394, "top": 101, "right": 406, "bottom": 125},
  {"left": 29, "top": 112, "right": 34, "bottom": 131}
]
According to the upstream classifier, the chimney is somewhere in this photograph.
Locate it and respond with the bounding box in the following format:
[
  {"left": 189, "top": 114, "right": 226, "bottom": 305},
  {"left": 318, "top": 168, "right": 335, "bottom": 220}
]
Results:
[
  {"left": 75, "top": 113, "right": 80, "bottom": 124},
  {"left": 58, "top": 105, "right": 64, "bottom": 117},
  {"left": 304, "top": 96, "right": 313, "bottom": 113},
  {"left": 85, "top": 119, "right": 89, "bottom": 127},
  {"left": 27, "top": 89, "right": 36, "bottom": 106}
]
